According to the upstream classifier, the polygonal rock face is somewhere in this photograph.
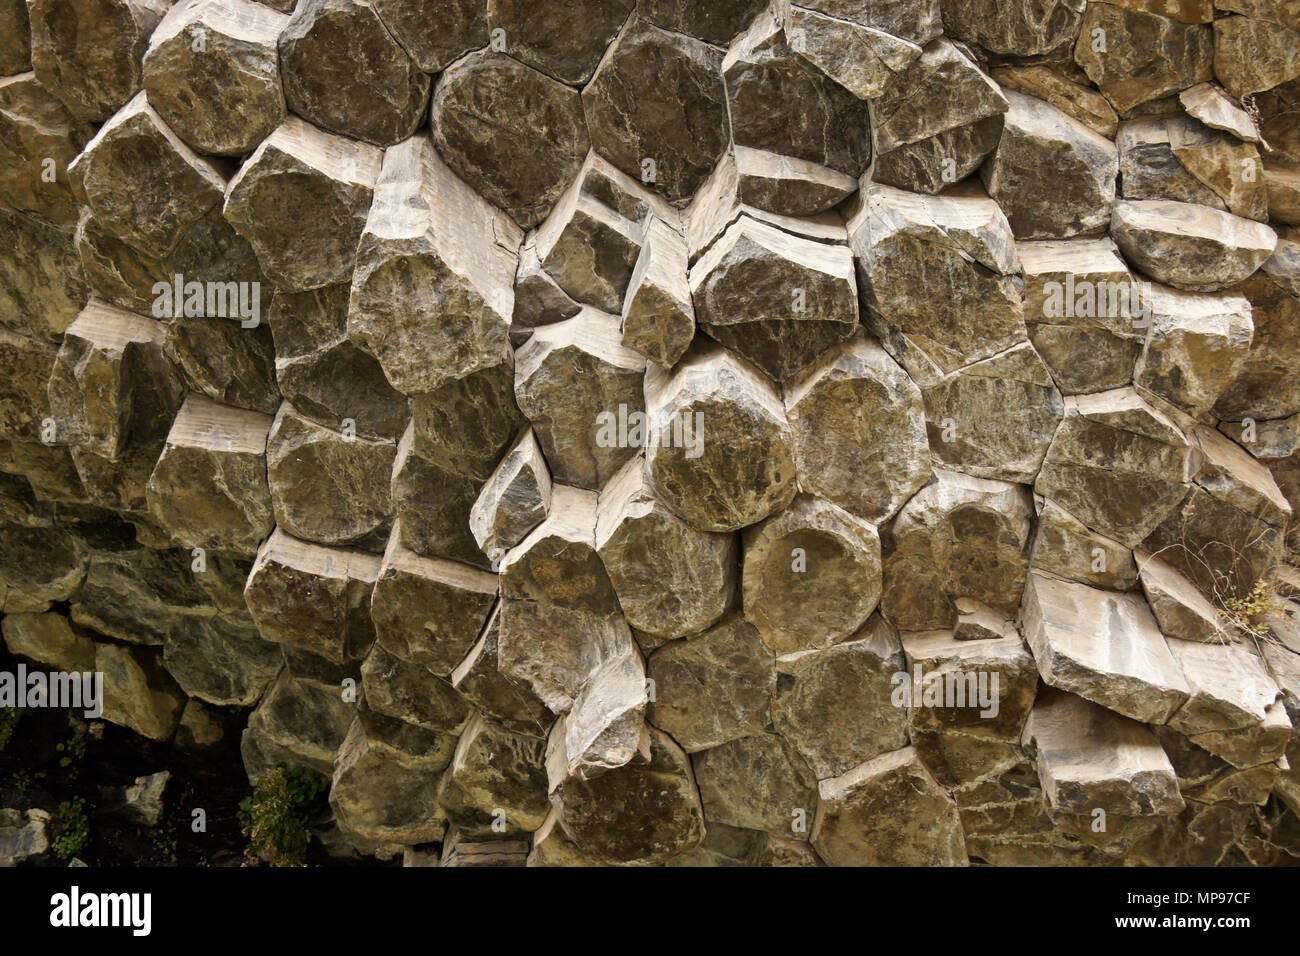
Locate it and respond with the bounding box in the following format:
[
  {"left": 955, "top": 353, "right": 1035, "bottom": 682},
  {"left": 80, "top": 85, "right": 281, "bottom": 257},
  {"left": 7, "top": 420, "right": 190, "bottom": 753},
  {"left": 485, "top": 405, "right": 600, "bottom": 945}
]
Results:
[
  {"left": 885, "top": 468, "right": 1035, "bottom": 633},
  {"left": 1134, "top": 284, "right": 1253, "bottom": 419},
  {"left": 1213, "top": 13, "right": 1300, "bottom": 100},
  {"left": 922, "top": 341, "right": 1065, "bottom": 483},
  {"left": 785, "top": 3, "right": 922, "bottom": 100},
  {"left": 583, "top": 17, "right": 730, "bottom": 205},
  {"left": 361, "top": 643, "right": 471, "bottom": 734},
  {"left": 369, "top": 526, "right": 498, "bottom": 676},
  {"left": 693, "top": 732, "right": 818, "bottom": 836},
  {"left": 811, "top": 746, "right": 968, "bottom": 866},
  {"left": 1034, "top": 388, "right": 1191, "bottom": 548},
  {"left": 1030, "top": 497, "right": 1138, "bottom": 591},
  {"left": 555, "top": 725, "right": 705, "bottom": 865},
  {"left": 0, "top": 0, "right": 32, "bottom": 74},
  {"left": 1137, "top": 551, "right": 1231, "bottom": 644},
  {"left": 410, "top": 351, "right": 524, "bottom": 483},
  {"left": 742, "top": 495, "right": 882, "bottom": 656},
  {"left": 730, "top": 145, "right": 859, "bottom": 219},
  {"left": 599, "top": 461, "right": 736, "bottom": 643},
  {"left": 942, "top": 0, "right": 1085, "bottom": 57},
  {"left": 900, "top": 628, "right": 1038, "bottom": 739},
  {"left": 145, "top": 394, "right": 275, "bottom": 557},
  {"left": 95, "top": 641, "right": 185, "bottom": 741},
  {"left": 982, "top": 90, "right": 1118, "bottom": 240},
  {"left": 513, "top": 308, "right": 646, "bottom": 491},
  {"left": 450, "top": 602, "right": 553, "bottom": 739},
  {"left": 0, "top": 73, "right": 93, "bottom": 229},
  {"left": 645, "top": 342, "right": 797, "bottom": 532},
  {"left": 723, "top": 9, "right": 868, "bottom": 178},
  {"left": 1074, "top": 5, "right": 1212, "bottom": 113},
  {"left": 773, "top": 615, "right": 909, "bottom": 779},
  {"left": 848, "top": 183, "right": 1025, "bottom": 383},
  {"left": 244, "top": 527, "right": 381, "bottom": 664},
  {"left": 1018, "top": 238, "right": 1144, "bottom": 395},
  {"left": 142, "top": 0, "right": 289, "bottom": 157},
  {"left": 46, "top": 299, "right": 184, "bottom": 460},
  {"left": 390, "top": 427, "right": 488, "bottom": 570},
  {"left": 69, "top": 93, "right": 228, "bottom": 260},
  {"left": 372, "top": 0, "right": 486, "bottom": 73},
  {"left": 690, "top": 215, "right": 858, "bottom": 383},
  {"left": 646, "top": 615, "right": 773, "bottom": 753},
  {"left": 470, "top": 429, "right": 552, "bottom": 565},
  {"left": 28, "top": 0, "right": 170, "bottom": 122},
  {"left": 265, "top": 402, "right": 396, "bottom": 548},
  {"left": 432, "top": 50, "right": 590, "bottom": 230},
  {"left": 1021, "top": 572, "right": 1190, "bottom": 724},
  {"left": 1214, "top": 242, "right": 1300, "bottom": 421},
  {"left": 438, "top": 713, "right": 550, "bottom": 837},
  {"left": 485, "top": 0, "right": 634, "bottom": 86},
  {"left": 1111, "top": 199, "right": 1276, "bottom": 293},
  {"left": 223, "top": 117, "right": 382, "bottom": 292},
  {"left": 784, "top": 331, "right": 930, "bottom": 525},
  {"left": 0, "top": 206, "right": 89, "bottom": 342},
  {"left": 620, "top": 215, "right": 695, "bottom": 369},
  {"left": 278, "top": 0, "right": 429, "bottom": 147},
  {"left": 163, "top": 614, "right": 282, "bottom": 708},
  {"left": 637, "top": 0, "right": 769, "bottom": 45},
  {"left": 348, "top": 134, "right": 522, "bottom": 395}
]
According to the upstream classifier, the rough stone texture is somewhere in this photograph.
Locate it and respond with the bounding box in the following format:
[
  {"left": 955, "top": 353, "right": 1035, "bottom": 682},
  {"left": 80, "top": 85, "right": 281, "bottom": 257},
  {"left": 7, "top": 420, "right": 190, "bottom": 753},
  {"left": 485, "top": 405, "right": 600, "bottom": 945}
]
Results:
[
  {"left": 1111, "top": 199, "right": 1276, "bottom": 293},
  {"left": 0, "top": 73, "right": 93, "bottom": 229},
  {"left": 1214, "top": 242, "right": 1300, "bottom": 421},
  {"left": 1074, "top": 4, "right": 1213, "bottom": 114}
]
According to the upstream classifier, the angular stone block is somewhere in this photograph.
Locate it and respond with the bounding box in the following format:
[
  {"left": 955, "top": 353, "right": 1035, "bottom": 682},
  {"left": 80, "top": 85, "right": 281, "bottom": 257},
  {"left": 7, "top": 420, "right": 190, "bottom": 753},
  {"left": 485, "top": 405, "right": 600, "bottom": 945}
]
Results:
[
  {"left": 785, "top": 2, "right": 922, "bottom": 100},
  {"left": 438, "top": 712, "right": 549, "bottom": 837},
  {"left": 645, "top": 341, "right": 796, "bottom": 532},
  {"left": 145, "top": 393, "right": 275, "bottom": 557},
  {"left": 941, "top": 0, "right": 1084, "bottom": 57},
  {"left": 470, "top": 428, "right": 552, "bottom": 565},
  {"left": 348, "top": 133, "right": 522, "bottom": 395},
  {"left": 729, "top": 144, "right": 858, "bottom": 219},
  {"left": 450, "top": 601, "right": 553, "bottom": 739},
  {"left": 241, "top": 667, "right": 356, "bottom": 779},
  {"left": 278, "top": 0, "right": 429, "bottom": 146},
  {"left": 372, "top": 0, "right": 486, "bottom": 73},
  {"left": 1074, "top": 4, "right": 1212, "bottom": 113},
  {"left": 360, "top": 642, "right": 471, "bottom": 735},
  {"left": 390, "top": 426, "right": 489, "bottom": 569},
  {"left": 163, "top": 613, "right": 282, "bottom": 707},
  {"left": 1111, "top": 199, "right": 1276, "bottom": 293},
  {"left": 486, "top": 0, "right": 633, "bottom": 86},
  {"left": 432, "top": 50, "right": 589, "bottom": 230},
  {"left": 409, "top": 349, "right": 523, "bottom": 484},
  {"left": 1214, "top": 241, "right": 1300, "bottom": 421},
  {"left": 143, "top": 0, "right": 289, "bottom": 156},
  {"left": 223, "top": 116, "right": 382, "bottom": 291},
  {"left": 693, "top": 732, "right": 817, "bottom": 837},
  {"left": 0, "top": 72, "right": 93, "bottom": 228},
  {"left": 899, "top": 628, "right": 1038, "bottom": 739},
  {"left": 1030, "top": 497, "right": 1139, "bottom": 591},
  {"left": 0, "top": 204, "right": 88, "bottom": 342},
  {"left": 95, "top": 641, "right": 185, "bottom": 741}
]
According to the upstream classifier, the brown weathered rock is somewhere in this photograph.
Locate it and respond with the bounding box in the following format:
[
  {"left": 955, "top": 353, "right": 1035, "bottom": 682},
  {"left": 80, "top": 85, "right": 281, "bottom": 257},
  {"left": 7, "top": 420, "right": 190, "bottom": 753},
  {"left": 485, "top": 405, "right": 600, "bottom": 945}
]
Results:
[
  {"left": 637, "top": 0, "right": 770, "bottom": 46},
  {"left": 371, "top": 0, "right": 486, "bottom": 73},
  {"left": 1214, "top": 14, "right": 1300, "bottom": 100},
  {"left": 849, "top": 183, "right": 1025, "bottom": 384},
  {"left": 690, "top": 214, "right": 857, "bottom": 383},
  {"left": 900, "top": 628, "right": 1038, "bottom": 739},
  {"left": 645, "top": 341, "right": 797, "bottom": 532},
  {"left": 514, "top": 308, "right": 645, "bottom": 491},
  {"left": 584, "top": 17, "right": 730, "bottom": 205},
  {"left": 991, "top": 65, "right": 1119, "bottom": 138},
  {"left": 882, "top": 467, "right": 1034, "bottom": 628},
  {"left": 596, "top": 456, "right": 737, "bottom": 639},
  {"left": 470, "top": 429, "right": 551, "bottom": 566},
  {"left": 1030, "top": 497, "right": 1139, "bottom": 590},
  {"left": 432, "top": 50, "right": 589, "bottom": 230},
  {"left": 1021, "top": 571, "right": 1191, "bottom": 723},
  {"left": 438, "top": 713, "right": 549, "bottom": 836},
  {"left": 1117, "top": 116, "right": 1227, "bottom": 209},
  {"left": 922, "top": 341, "right": 1065, "bottom": 483},
  {"left": 0, "top": 204, "right": 88, "bottom": 342},
  {"left": 729, "top": 145, "right": 859, "bottom": 219},
  {"left": 2, "top": 612, "right": 95, "bottom": 672},
  {"left": 1134, "top": 283, "right": 1253, "bottom": 418},
  {"left": 68, "top": 547, "right": 208, "bottom": 646},
  {"left": 0, "top": 328, "right": 56, "bottom": 444},
  {"left": 163, "top": 613, "right": 282, "bottom": 707},
  {"left": 620, "top": 215, "right": 695, "bottom": 369},
  {"left": 349, "top": 134, "right": 522, "bottom": 395},
  {"left": 0, "top": 521, "right": 86, "bottom": 611},
  {"left": 1019, "top": 239, "right": 1144, "bottom": 394},
  {"left": 410, "top": 351, "right": 523, "bottom": 483},
  {"left": 1214, "top": 241, "right": 1300, "bottom": 421},
  {"left": 69, "top": 93, "right": 228, "bottom": 259},
  {"left": 145, "top": 394, "right": 274, "bottom": 557},
  {"left": 1166, "top": 637, "right": 1285, "bottom": 761},
  {"left": 742, "top": 494, "right": 881, "bottom": 656},
  {"left": 28, "top": 0, "right": 170, "bottom": 122},
  {"left": 1180, "top": 81, "right": 1261, "bottom": 142},
  {"left": 241, "top": 667, "right": 356, "bottom": 779},
  {"left": 0, "top": 0, "right": 31, "bottom": 74},
  {"left": 555, "top": 724, "right": 705, "bottom": 865},
  {"left": 450, "top": 602, "right": 553, "bottom": 739},
  {"left": 546, "top": 638, "right": 647, "bottom": 786},
  {"left": 360, "top": 642, "right": 471, "bottom": 734},
  {"left": 244, "top": 527, "right": 380, "bottom": 664},
  {"left": 773, "top": 615, "right": 908, "bottom": 778},
  {"left": 785, "top": 2, "right": 923, "bottom": 100},
  {"left": 390, "top": 426, "right": 488, "bottom": 569},
  {"left": 694, "top": 732, "right": 818, "bottom": 837},
  {"left": 164, "top": 314, "right": 279, "bottom": 417},
  {"left": 278, "top": 0, "right": 429, "bottom": 147},
  {"left": 784, "top": 331, "right": 929, "bottom": 525},
  {"left": 47, "top": 299, "right": 184, "bottom": 460},
  {"left": 222, "top": 116, "right": 382, "bottom": 292},
  {"left": 95, "top": 641, "right": 185, "bottom": 741},
  {"left": 265, "top": 402, "right": 396, "bottom": 549},
  {"left": 1023, "top": 688, "right": 1185, "bottom": 816},
  {"left": 1267, "top": 165, "right": 1300, "bottom": 225},
  {"left": 1034, "top": 387, "right": 1192, "bottom": 547},
  {"left": 982, "top": 90, "right": 1118, "bottom": 240},
  {"left": 941, "top": 0, "right": 1085, "bottom": 56},
  {"left": 1074, "top": 5, "right": 1212, "bottom": 114},
  {"left": 370, "top": 525, "right": 498, "bottom": 677},
  {"left": 811, "top": 746, "right": 968, "bottom": 866},
  {"left": 142, "top": 0, "right": 289, "bottom": 157},
  {"left": 500, "top": 484, "right": 618, "bottom": 615},
  {"left": 0, "top": 73, "right": 93, "bottom": 229},
  {"left": 485, "top": 0, "right": 633, "bottom": 86},
  {"left": 511, "top": 232, "right": 581, "bottom": 344},
  {"left": 646, "top": 615, "right": 773, "bottom": 753}
]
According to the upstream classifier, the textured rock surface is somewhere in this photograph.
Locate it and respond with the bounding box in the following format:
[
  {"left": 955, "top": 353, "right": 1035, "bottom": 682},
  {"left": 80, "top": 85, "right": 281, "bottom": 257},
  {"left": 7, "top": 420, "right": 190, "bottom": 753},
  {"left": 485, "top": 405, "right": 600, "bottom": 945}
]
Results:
[{"left": 5, "top": 0, "right": 1300, "bottom": 870}]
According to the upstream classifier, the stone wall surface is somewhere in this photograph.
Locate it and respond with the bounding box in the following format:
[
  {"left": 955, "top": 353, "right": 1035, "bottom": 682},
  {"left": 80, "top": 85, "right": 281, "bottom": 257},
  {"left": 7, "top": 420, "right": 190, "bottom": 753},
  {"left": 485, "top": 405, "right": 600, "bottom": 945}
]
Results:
[{"left": 4, "top": 0, "right": 1300, "bottom": 866}]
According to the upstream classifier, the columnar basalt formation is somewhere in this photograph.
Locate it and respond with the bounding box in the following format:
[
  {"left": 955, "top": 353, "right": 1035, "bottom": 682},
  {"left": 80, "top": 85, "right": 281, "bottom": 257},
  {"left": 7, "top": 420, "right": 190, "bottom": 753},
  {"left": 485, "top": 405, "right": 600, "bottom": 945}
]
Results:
[{"left": 3, "top": 0, "right": 1300, "bottom": 870}]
